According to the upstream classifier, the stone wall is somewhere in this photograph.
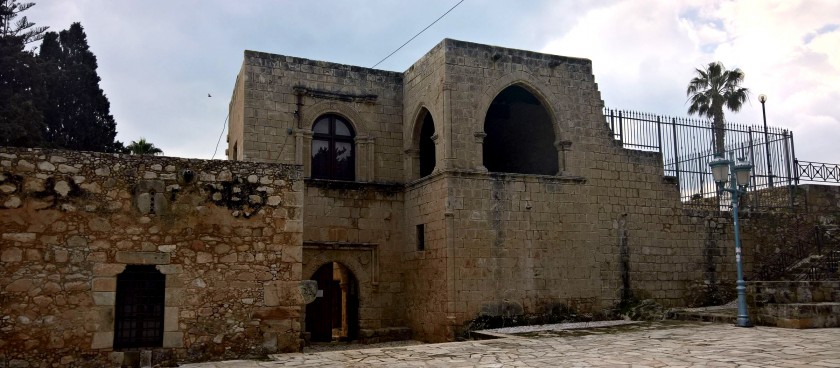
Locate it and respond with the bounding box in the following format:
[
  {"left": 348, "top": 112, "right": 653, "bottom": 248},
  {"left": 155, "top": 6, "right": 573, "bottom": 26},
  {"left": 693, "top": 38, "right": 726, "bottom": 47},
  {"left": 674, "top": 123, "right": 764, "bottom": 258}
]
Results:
[
  {"left": 0, "top": 147, "right": 303, "bottom": 367},
  {"left": 232, "top": 50, "right": 405, "bottom": 182},
  {"left": 301, "top": 180, "right": 406, "bottom": 333},
  {"left": 227, "top": 39, "right": 744, "bottom": 344},
  {"left": 403, "top": 173, "right": 451, "bottom": 342}
]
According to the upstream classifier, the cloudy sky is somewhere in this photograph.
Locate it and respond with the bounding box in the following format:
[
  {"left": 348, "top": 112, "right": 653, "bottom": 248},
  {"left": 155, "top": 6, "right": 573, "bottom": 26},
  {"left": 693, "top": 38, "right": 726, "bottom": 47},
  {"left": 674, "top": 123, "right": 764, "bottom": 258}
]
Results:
[{"left": 27, "top": 0, "right": 840, "bottom": 164}]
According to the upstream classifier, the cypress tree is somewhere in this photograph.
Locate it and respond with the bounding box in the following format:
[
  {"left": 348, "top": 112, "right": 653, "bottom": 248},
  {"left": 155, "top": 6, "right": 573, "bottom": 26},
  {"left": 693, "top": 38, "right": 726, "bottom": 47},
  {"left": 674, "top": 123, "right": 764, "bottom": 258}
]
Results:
[{"left": 39, "top": 22, "right": 124, "bottom": 152}]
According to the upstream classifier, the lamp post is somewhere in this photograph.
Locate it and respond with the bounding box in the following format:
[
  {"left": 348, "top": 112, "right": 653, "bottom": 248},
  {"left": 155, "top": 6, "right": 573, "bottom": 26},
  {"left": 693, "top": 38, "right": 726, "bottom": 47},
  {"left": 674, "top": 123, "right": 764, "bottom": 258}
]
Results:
[
  {"left": 709, "top": 153, "right": 753, "bottom": 327},
  {"left": 759, "top": 94, "right": 773, "bottom": 187}
]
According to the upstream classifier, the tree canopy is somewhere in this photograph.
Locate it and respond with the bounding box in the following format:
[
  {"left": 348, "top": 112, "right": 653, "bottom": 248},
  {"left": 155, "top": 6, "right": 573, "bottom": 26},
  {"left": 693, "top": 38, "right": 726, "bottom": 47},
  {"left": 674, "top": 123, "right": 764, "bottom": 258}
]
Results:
[
  {"left": 686, "top": 62, "right": 749, "bottom": 156},
  {"left": 127, "top": 138, "right": 163, "bottom": 156},
  {"left": 0, "top": 0, "right": 126, "bottom": 153}
]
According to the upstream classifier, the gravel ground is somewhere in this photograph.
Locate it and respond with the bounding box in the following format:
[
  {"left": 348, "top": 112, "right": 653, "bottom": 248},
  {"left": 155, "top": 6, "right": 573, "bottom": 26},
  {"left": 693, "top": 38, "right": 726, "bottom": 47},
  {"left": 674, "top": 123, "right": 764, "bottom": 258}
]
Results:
[{"left": 478, "top": 319, "right": 640, "bottom": 334}]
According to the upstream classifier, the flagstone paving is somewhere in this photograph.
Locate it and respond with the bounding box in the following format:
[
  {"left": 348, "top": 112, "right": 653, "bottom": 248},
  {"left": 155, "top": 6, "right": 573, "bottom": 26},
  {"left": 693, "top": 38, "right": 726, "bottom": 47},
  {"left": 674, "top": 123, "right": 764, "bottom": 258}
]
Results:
[{"left": 180, "top": 322, "right": 840, "bottom": 367}]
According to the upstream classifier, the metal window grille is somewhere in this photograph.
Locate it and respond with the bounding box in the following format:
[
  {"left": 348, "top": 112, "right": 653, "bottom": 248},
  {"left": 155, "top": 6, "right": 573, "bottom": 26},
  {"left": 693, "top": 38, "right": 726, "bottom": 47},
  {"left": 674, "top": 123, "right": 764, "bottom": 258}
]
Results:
[{"left": 114, "top": 265, "right": 165, "bottom": 349}]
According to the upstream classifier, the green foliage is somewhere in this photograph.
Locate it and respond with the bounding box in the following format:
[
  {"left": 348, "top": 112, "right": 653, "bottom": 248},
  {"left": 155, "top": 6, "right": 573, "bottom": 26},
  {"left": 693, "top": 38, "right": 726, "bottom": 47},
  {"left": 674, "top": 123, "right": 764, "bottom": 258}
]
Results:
[
  {"left": 0, "top": 0, "right": 48, "bottom": 44},
  {"left": 686, "top": 62, "right": 749, "bottom": 156},
  {"left": 0, "top": 30, "right": 45, "bottom": 147},
  {"left": 0, "top": 1, "right": 125, "bottom": 153},
  {"left": 127, "top": 138, "right": 163, "bottom": 155},
  {"left": 38, "top": 22, "right": 124, "bottom": 153}
]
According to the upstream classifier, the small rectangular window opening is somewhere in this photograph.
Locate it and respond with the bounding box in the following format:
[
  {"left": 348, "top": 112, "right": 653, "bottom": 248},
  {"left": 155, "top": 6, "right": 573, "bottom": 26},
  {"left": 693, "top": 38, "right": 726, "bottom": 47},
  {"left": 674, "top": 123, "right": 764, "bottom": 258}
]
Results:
[{"left": 416, "top": 224, "right": 425, "bottom": 251}]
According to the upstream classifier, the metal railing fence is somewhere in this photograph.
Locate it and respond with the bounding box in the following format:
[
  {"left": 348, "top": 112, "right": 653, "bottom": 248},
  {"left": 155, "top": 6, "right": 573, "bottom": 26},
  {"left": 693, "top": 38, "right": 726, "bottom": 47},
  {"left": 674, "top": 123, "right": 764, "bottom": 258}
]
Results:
[{"left": 604, "top": 108, "right": 797, "bottom": 210}]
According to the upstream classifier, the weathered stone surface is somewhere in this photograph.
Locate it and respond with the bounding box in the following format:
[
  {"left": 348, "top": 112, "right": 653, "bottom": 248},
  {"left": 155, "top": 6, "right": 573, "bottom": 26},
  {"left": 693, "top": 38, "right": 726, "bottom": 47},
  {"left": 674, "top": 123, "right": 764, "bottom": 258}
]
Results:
[
  {"left": 162, "top": 331, "right": 184, "bottom": 348},
  {"left": 53, "top": 180, "right": 71, "bottom": 196},
  {"left": 92, "top": 277, "right": 117, "bottom": 291},
  {"left": 115, "top": 251, "right": 171, "bottom": 264},
  {"left": 90, "top": 332, "right": 113, "bottom": 349},
  {"left": 5, "top": 278, "right": 36, "bottom": 292},
  {"left": 1, "top": 247, "right": 23, "bottom": 262},
  {"left": 4, "top": 195, "right": 22, "bottom": 208},
  {"left": 264, "top": 280, "right": 305, "bottom": 307},
  {"left": 2, "top": 233, "right": 36, "bottom": 242},
  {"left": 88, "top": 217, "right": 111, "bottom": 232},
  {"left": 66, "top": 235, "right": 88, "bottom": 247},
  {"left": 37, "top": 161, "right": 56, "bottom": 171},
  {"left": 92, "top": 292, "right": 116, "bottom": 306}
]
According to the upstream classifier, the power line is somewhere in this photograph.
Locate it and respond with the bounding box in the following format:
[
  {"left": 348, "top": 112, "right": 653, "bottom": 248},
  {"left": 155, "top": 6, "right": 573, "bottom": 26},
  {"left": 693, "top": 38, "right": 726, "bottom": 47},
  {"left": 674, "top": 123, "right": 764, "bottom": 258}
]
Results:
[
  {"left": 371, "top": 0, "right": 465, "bottom": 69},
  {"left": 211, "top": 114, "right": 229, "bottom": 160}
]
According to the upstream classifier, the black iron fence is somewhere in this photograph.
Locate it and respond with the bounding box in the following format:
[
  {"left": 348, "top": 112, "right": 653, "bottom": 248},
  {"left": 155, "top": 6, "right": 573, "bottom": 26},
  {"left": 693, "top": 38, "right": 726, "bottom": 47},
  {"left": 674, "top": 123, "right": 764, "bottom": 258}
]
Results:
[
  {"left": 796, "top": 160, "right": 840, "bottom": 183},
  {"left": 604, "top": 108, "right": 798, "bottom": 210}
]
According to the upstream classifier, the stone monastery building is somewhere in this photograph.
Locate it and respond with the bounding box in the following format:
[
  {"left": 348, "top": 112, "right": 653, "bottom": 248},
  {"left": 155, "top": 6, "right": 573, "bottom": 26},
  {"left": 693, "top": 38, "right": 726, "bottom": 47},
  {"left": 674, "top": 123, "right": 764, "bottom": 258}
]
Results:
[
  {"left": 0, "top": 39, "right": 738, "bottom": 366},
  {"left": 227, "top": 39, "right": 735, "bottom": 345}
]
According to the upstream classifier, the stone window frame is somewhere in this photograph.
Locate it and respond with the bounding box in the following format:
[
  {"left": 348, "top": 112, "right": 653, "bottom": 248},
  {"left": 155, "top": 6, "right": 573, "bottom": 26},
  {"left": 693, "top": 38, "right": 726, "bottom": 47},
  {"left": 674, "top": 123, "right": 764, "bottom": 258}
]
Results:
[
  {"left": 406, "top": 104, "right": 440, "bottom": 181},
  {"left": 298, "top": 101, "right": 375, "bottom": 182},
  {"left": 90, "top": 253, "right": 183, "bottom": 351},
  {"left": 474, "top": 72, "right": 571, "bottom": 175},
  {"left": 310, "top": 114, "right": 356, "bottom": 181}
]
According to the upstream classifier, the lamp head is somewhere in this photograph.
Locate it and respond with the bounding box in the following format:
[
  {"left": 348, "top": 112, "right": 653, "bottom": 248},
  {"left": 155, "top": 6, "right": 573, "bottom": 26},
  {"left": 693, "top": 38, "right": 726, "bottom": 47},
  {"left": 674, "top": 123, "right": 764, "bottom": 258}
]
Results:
[
  {"left": 733, "top": 158, "right": 753, "bottom": 188},
  {"left": 759, "top": 94, "right": 767, "bottom": 103},
  {"left": 709, "top": 155, "right": 731, "bottom": 186}
]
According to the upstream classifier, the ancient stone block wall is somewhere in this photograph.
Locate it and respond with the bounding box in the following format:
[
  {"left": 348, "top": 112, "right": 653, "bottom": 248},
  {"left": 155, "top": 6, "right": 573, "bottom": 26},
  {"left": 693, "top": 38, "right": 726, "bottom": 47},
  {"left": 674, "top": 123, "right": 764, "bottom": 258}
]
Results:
[
  {"left": 0, "top": 147, "right": 303, "bottom": 366},
  {"left": 403, "top": 41, "right": 446, "bottom": 181},
  {"left": 301, "top": 181, "right": 406, "bottom": 333},
  {"left": 228, "top": 39, "right": 745, "bottom": 344},
  {"left": 233, "top": 50, "right": 405, "bottom": 183},
  {"left": 403, "top": 174, "right": 451, "bottom": 342},
  {"left": 227, "top": 70, "right": 246, "bottom": 160},
  {"left": 426, "top": 39, "right": 739, "bottom": 336}
]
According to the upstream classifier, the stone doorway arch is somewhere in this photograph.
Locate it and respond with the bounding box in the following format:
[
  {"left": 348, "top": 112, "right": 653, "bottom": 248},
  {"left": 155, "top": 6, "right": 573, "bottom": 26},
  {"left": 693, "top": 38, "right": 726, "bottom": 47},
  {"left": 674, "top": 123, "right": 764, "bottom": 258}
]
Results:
[{"left": 304, "top": 262, "right": 360, "bottom": 342}]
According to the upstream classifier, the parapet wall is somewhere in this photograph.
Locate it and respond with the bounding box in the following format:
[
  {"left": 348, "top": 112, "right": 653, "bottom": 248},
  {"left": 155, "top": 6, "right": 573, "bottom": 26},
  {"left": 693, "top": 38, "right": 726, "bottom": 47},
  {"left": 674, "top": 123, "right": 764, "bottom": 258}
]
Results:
[{"left": 0, "top": 147, "right": 303, "bottom": 366}]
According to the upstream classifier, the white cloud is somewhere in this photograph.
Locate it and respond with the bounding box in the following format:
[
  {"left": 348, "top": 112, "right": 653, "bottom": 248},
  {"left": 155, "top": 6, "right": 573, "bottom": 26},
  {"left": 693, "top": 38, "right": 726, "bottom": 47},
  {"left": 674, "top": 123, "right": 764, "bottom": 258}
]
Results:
[
  {"left": 540, "top": 0, "right": 840, "bottom": 164},
  {"left": 23, "top": 0, "right": 839, "bottom": 166}
]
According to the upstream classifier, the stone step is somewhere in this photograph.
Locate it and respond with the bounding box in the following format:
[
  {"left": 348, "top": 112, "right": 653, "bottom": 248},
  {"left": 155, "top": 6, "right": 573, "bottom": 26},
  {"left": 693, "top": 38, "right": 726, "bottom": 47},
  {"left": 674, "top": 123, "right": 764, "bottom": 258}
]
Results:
[
  {"left": 752, "top": 302, "right": 840, "bottom": 329},
  {"left": 667, "top": 308, "right": 737, "bottom": 324}
]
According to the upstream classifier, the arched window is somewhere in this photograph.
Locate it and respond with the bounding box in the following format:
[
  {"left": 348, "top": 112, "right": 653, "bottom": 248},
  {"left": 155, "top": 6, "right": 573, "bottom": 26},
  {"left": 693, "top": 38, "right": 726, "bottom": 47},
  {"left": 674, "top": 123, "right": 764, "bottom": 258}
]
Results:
[
  {"left": 483, "top": 85, "right": 558, "bottom": 175},
  {"left": 418, "top": 109, "right": 436, "bottom": 177},
  {"left": 311, "top": 114, "right": 355, "bottom": 181}
]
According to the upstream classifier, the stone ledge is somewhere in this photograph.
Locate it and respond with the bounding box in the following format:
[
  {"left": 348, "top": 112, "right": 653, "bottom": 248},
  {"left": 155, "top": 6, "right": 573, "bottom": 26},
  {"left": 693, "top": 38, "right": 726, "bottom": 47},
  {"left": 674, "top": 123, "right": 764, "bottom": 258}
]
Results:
[{"left": 115, "top": 251, "right": 170, "bottom": 265}]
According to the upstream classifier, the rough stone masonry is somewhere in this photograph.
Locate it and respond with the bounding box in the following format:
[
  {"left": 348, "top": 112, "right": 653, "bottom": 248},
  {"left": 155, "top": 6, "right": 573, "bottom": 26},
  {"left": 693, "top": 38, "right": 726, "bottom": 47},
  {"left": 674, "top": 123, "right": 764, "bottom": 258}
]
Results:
[{"left": 0, "top": 147, "right": 303, "bottom": 366}]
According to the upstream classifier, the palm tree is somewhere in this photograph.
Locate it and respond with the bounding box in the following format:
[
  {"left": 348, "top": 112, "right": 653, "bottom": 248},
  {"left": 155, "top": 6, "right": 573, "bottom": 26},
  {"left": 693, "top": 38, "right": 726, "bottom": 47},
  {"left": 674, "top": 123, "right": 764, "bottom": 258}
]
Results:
[
  {"left": 127, "top": 138, "right": 163, "bottom": 155},
  {"left": 686, "top": 62, "right": 749, "bottom": 156}
]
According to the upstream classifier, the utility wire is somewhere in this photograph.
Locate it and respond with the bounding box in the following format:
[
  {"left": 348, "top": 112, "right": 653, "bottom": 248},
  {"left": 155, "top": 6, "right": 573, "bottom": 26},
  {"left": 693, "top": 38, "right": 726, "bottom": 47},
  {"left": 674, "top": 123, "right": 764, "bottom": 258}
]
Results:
[
  {"left": 371, "top": 0, "right": 465, "bottom": 69},
  {"left": 211, "top": 114, "right": 229, "bottom": 160}
]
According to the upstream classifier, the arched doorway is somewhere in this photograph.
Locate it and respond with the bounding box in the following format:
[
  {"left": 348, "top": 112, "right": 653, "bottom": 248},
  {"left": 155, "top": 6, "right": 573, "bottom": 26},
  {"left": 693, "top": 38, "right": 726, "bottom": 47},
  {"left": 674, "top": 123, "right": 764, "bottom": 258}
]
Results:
[
  {"left": 483, "top": 85, "right": 558, "bottom": 175},
  {"left": 305, "top": 262, "right": 359, "bottom": 342}
]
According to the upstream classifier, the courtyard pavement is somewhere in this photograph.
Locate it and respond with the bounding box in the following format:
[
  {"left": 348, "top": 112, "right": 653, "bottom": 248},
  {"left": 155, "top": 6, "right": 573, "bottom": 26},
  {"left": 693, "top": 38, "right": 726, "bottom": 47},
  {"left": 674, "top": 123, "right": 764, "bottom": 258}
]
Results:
[{"left": 180, "top": 322, "right": 840, "bottom": 367}]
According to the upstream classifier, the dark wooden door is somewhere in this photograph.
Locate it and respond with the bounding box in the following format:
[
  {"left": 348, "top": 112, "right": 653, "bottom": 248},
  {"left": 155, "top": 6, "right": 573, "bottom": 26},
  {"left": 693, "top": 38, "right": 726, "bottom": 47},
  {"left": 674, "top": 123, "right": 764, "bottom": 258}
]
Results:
[{"left": 305, "top": 263, "right": 334, "bottom": 342}]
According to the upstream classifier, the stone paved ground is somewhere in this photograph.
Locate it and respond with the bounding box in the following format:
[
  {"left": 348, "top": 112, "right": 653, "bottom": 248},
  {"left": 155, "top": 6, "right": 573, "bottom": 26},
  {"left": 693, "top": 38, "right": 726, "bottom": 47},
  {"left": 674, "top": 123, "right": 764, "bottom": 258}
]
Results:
[{"left": 180, "top": 322, "right": 840, "bottom": 367}]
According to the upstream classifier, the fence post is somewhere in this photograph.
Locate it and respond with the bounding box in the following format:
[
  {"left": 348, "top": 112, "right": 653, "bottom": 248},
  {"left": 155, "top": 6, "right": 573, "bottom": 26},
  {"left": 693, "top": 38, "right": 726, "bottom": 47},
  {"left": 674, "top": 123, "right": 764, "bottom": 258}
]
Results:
[
  {"left": 789, "top": 131, "right": 798, "bottom": 185},
  {"left": 656, "top": 116, "right": 663, "bottom": 154},
  {"left": 671, "top": 118, "right": 680, "bottom": 185},
  {"left": 748, "top": 127, "right": 758, "bottom": 208},
  {"left": 609, "top": 109, "right": 615, "bottom": 134},
  {"left": 618, "top": 111, "right": 624, "bottom": 144},
  {"left": 783, "top": 130, "right": 793, "bottom": 210}
]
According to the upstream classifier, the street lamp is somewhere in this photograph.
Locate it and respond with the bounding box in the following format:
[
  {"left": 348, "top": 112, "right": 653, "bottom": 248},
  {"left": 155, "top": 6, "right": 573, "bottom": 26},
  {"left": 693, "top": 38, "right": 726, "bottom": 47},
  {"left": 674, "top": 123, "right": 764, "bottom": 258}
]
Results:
[
  {"left": 759, "top": 94, "right": 773, "bottom": 187},
  {"left": 710, "top": 153, "right": 753, "bottom": 327}
]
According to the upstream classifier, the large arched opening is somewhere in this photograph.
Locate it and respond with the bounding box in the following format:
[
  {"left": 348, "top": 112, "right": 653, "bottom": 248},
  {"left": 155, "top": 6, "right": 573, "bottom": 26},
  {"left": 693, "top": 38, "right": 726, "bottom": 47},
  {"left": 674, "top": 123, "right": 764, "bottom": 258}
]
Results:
[
  {"left": 482, "top": 85, "right": 558, "bottom": 175},
  {"left": 305, "top": 262, "right": 359, "bottom": 342}
]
